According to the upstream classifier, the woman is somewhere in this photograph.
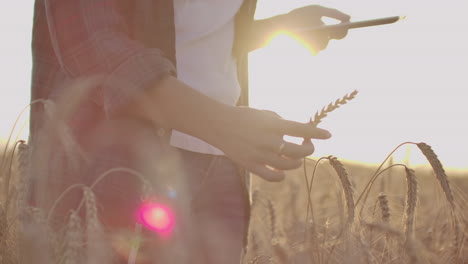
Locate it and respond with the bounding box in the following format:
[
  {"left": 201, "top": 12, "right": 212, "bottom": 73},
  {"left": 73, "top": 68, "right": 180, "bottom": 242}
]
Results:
[{"left": 27, "top": 0, "right": 350, "bottom": 263}]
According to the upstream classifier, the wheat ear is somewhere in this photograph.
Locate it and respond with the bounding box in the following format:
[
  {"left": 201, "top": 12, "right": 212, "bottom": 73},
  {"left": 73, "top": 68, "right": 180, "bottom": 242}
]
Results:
[
  {"left": 328, "top": 156, "right": 355, "bottom": 226},
  {"left": 62, "top": 210, "right": 84, "bottom": 264},
  {"left": 266, "top": 199, "right": 278, "bottom": 244},
  {"left": 378, "top": 192, "right": 391, "bottom": 223},
  {"left": 416, "top": 143, "right": 461, "bottom": 256},
  {"left": 3, "top": 140, "right": 23, "bottom": 209},
  {"left": 83, "top": 187, "right": 113, "bottom": 263},
  {"left": 416, "top": 143, "right": 455, "bottom": 209},
  {"left": 404, "top": 167, "right": 418, "bottom": 240},
  {"left": 309, "top": 90, "right": 358, "bottom": 126},
  {"left": 16, "top": 140, "right": 30, "bottom": 219}
]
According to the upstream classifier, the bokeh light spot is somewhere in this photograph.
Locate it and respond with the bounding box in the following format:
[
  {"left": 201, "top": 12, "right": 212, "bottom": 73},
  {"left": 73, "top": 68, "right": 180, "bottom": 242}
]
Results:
[{"left": 138, "top": 202, "right": 175, "bottom": 236}]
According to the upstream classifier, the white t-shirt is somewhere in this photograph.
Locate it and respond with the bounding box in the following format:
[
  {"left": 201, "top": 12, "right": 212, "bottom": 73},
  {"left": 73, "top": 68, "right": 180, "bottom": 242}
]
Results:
[{"left": 170, "top": 0, "right": 244, "bottom": 155}]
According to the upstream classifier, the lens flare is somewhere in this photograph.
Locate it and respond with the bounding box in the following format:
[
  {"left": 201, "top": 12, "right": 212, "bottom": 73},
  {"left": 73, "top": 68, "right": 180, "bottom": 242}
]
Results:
[{"left": 138, "top": 202, "right": 175, "bottom": 235}]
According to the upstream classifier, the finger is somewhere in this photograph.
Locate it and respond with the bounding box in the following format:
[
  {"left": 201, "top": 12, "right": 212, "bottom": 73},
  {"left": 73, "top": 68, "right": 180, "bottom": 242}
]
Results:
[
  {"left": 256, "top": 134, "right": 282, "bottom": 152},
  {"left": 317, "top": 7, "right": 350, "bottom": 40},
  {"left": 328, "top": 28, "right": 348, "bottom": 40},
  {"left": 249, "top": 163, "right": 285, "bottom": 182},
  {"left": 275, "top": 120, "right": 331, "bottom": 139},
  {"left": 256, "top": 152, "right": 303, "bottom": 171},
  {"left": 281, "top": 140, "right": 315, "bottom": 159},
  {"left": 317, "top": 6, "right": 351, "bottom": 22}
]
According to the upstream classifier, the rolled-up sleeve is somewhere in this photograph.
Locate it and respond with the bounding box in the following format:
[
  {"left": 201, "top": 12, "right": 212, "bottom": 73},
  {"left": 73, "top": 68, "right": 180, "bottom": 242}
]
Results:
[{"left": 44, "top": 0, "right": 175, "bottom": 116}]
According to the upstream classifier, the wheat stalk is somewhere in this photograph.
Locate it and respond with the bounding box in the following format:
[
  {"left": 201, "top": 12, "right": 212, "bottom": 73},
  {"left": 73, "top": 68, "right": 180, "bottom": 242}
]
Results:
[
  {"left": 328, "top": 156, "right": 355, "bottom": 226},
  {"left": 248, "top": 254, "right": 273, "bottom": 264},
  {"left": 62, "top": 210, "right": 84, "bottom": 264},
  {"left": 363, "top": 221, "right": 432, "bottom": 264},
  {"left": 404, "top": 167, "right": 418, "bottom": 240},
  {"left": 309, "top": 90, "right": 358, "bottom": 127},
  {"left": 0, "top": 205, "right": 7, "bottom": 261}
]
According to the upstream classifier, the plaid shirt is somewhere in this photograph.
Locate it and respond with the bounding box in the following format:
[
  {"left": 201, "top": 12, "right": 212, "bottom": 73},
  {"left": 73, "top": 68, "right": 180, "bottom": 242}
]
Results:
[{"left": 30, "top": 0, "right": 256, "bottom": 140}]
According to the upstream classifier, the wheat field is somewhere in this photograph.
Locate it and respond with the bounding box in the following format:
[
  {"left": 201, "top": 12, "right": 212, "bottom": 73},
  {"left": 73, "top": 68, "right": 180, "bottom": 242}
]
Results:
[
  {"left": 0, "top": 90, "right": 467, "bottom": 263},
  {"left": 2, "top": 137, "right": 467, "bottom": 263},
  {"left": 245, "top": 153, "right": 468, "bottom": 263}
]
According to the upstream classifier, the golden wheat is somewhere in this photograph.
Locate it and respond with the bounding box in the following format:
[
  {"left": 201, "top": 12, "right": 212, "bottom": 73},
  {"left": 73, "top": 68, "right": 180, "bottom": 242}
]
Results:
[
  {"left": 266, "top": 199, "right": 278, "bottom": 244},
  {"left": 0, "top": 205, "right": 8, "bottom": 263},
  {"left": 62, "top": 211, "right": 83, "bottom": 264},
  {"left": 378, "top": 192, "right": 390, "bottom": 223},
  {"left": 309, "top": 90, "right": 358, "bottom": 127},
  {"left": 83, "top": 187, "right": 113, "bottom": 263},
  {"left": 416, "top": 143, "right": 455, "bottom": 209},
  {"left": 2, "top": 88, "right": 467, "bottom": 264},
  {"left": 404, "top": 167, "right": 418, "bottom": 240},
  {"left": 416, "top": 142, "right": 461, "bottom": 259},
  {"left": 328, "top": 156, "right": 355, "bottom": 227}
]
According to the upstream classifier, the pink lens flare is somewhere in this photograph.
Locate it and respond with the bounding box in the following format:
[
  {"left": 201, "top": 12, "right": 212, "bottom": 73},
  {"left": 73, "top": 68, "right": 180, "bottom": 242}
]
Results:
[{"left": 138, "top": 202, "right": 175, "bottom": 236}]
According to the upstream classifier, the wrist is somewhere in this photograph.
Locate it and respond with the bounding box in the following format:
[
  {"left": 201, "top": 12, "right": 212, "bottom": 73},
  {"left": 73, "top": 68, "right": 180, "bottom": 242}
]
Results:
[{"left": 197, "top": 104, "right": 237, "bottom": 147}]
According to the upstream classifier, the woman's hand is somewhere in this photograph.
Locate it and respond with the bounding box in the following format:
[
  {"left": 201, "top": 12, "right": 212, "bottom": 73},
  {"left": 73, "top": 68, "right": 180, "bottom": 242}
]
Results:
[
  {"left": 280, "top": 5, "right": 351, "bottom": 52},
  {"left": 123, "top": 76, "right": 331, "bottom": 182},
  {"left": 207, "top": 106, "right": 331, "bottom": 182}
]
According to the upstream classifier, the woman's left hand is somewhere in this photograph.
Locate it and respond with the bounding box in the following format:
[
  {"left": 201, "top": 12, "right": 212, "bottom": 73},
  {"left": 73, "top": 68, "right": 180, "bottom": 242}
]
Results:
[{"left": 280, "top": 5, "right": 351, "bottom": 52}]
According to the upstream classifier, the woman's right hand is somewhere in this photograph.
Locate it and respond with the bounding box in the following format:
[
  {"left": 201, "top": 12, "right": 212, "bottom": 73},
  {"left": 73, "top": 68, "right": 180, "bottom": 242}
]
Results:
[
  {"left": 206, "top": 106, "right": 331, "bottom": 181},
  {"left": 123, "top": 76, "right": 331, "bottom": 182}
]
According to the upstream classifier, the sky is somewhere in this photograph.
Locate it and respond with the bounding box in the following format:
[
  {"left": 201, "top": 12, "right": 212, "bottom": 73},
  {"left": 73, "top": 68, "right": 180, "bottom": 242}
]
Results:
[
  {"left": 250, "top": 0, "right": 468, "bottom": 169},
  {"left": 1, "top": 0, "right": 467, "bottom": 169}
]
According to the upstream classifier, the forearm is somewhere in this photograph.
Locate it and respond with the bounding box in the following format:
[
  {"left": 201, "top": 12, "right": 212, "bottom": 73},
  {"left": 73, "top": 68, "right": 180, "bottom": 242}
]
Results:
[
  {"left": 246, "top": 6, "right": 351, "bottom": 53},
  {"left": 123, "top": 76, "right": 231, "bottom": 145}
]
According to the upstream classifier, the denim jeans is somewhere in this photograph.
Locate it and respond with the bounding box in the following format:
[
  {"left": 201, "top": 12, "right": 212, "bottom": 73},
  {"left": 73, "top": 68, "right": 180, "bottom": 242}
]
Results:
[{"left": 175, "top": 149, "right": 250, "bottom": 264}]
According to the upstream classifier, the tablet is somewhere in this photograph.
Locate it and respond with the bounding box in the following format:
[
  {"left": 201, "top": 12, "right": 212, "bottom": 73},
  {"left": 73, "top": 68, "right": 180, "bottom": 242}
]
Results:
[{"left": 294, "top": 16, "right": 405, "bottom": 33}]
